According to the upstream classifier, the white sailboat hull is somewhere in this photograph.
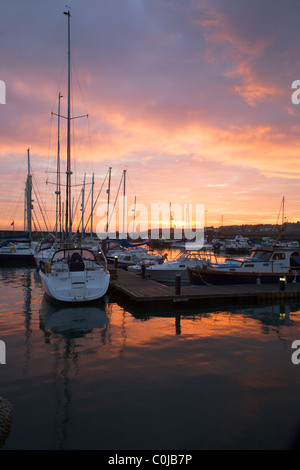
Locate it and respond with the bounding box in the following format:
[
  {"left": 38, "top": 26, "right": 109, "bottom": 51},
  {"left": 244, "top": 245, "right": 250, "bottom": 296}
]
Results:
[{"left": 40, "top": 268, "right": 110, "bottom": 303}]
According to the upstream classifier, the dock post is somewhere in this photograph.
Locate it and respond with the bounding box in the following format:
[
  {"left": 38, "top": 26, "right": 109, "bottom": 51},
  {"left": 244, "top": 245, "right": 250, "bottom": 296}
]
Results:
[
  {"left": 141, "top": 263, "right": 146, "bottom": 278},
  {"left": 114, "top": 256, "right": 118, "bottom": 268},
  {"left": 175, "top": 274, "right": 181, "bottom": 295},
  {"left": 280, "top": 276, "right": 286, "bottom": 291},
  {"left": 102, "top": 239, "right": 107, "bottom": 256}
]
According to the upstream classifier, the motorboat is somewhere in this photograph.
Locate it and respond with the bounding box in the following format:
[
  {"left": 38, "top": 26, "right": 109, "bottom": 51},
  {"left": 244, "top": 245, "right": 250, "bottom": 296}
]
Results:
[
  {"left": 105, "top": 239, "right": 163, "bottom": 268},
  {"left": 188, "top": 245, "right": 300, "bottom": 285},
  {"left": 127, "top": 258, "right": 162, "bottom": 274},
  {"left": 107, "top": 246, "right": 146, "bottom": 264},
  {"left": 106, "top": 244, "right": 147, "bottom": 264},
  {"left": 113, "top": 249, "right": 163, "bottom": 268},
  {"left": 146, "top": 250, "right": 210, "bottom": 285},
  {"left": 0, "top": 241, "right": 36, "bottom": 267},
  {"left": 224, "top": 235, "right": 252, "bottom": 254}
]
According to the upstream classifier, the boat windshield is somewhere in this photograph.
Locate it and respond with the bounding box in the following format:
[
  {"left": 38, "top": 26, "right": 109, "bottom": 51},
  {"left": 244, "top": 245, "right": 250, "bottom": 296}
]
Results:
[
  {"left": 51, "top": 248, "right": 96, "bottom": 263},
  {"left": 249, "top": 250, "right": 272, "bottom": 261},
  {"left": 173, "top": 250, "right": 204, "bottom": 261}
]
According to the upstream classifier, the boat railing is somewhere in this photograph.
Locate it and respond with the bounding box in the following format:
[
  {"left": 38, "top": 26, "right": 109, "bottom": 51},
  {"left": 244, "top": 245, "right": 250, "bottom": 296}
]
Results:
[{"left": 40, "top": 255, "right": 107, "bottom": 274}]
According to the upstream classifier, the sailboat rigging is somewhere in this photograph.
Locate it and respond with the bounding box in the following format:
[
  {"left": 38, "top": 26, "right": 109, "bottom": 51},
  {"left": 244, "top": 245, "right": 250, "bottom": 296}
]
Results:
[
  {"left": 39, "top": 10, "right": 110, "bottom": 303},
  {"left": 0, "top": 148, "right": 36, "bottom": 266},
  {"left": 55, "top": 92, "right": 62, "bottom": 240},
  {"left": 65, "top": 9, "right": 72, "bottom": 239}
]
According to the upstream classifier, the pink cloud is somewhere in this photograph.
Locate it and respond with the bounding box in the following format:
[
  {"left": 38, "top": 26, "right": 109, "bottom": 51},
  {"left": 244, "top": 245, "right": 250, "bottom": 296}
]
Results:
[{"left": 1, "top": 0, "right": 300, "bottom": 230}]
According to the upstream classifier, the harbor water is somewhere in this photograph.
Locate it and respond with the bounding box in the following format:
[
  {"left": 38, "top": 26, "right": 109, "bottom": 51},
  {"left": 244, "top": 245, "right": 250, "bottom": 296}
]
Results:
[{"left": 2, "top": 266, "right": 300, "bottom": 450}]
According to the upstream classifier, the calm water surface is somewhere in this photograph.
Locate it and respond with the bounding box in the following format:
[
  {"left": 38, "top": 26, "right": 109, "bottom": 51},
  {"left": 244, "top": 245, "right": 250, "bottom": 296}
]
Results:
[{"left": 1, "top": 267, "right": 300, "bottom": 450}]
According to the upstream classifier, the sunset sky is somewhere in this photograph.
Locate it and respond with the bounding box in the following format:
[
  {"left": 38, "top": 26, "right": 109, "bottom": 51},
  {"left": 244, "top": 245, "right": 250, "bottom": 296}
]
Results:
[{"left": 1, "top": 0, "right": 300, "bottom": 233}]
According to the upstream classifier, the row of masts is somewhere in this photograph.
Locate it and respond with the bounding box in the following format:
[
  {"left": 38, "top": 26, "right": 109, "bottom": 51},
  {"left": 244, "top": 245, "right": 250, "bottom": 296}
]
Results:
[
  {"left": 52, "top": 10, "right": 126, "bottom": 242},
  {"left": 24, "top": 148, "right": 128, "bottom": 241},
  {"left": 23, "top": 10, "right": 118, "bottom": 242},
  {"left": 22, "top": 10, "right": 288, "bottom": 243},
  {"left": 51, "top": 130, "right": 128, "bottom": 239}
]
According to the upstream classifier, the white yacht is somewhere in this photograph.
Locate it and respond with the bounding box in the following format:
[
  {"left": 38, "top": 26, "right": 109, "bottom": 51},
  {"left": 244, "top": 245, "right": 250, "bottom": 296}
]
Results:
[
  {"left": 224, "top": 235, "right": 252, "bottom": 254},
  {"left": 188, "top": 245, "right": 300, "bottom": 286},
  {"left": 127, "top": 258, "right": 162, "bottom": 274},
  {"left": 39, "top": 11, "right": 110, "bottom": 303},
  {"left": 146, "top": 250, "right": 209, "bottom": 285},
  {"left": 0, "top": 241, "right": 36, "bottom": 267},
  {"left": 39, "top": 246, "right": 110, "bottom": 303},
  {"left": 115, "top": 250, "right": 163, "bottom": 268}
]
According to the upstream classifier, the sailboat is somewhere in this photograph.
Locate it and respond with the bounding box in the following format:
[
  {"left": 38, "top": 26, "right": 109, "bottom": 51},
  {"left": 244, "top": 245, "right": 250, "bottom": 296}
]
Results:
[
  {"left": 39, "top": 10, "right": 110, "bottom": 303},
  {"left": 0, "top": 148, "right": 36, "bottom": 267}
]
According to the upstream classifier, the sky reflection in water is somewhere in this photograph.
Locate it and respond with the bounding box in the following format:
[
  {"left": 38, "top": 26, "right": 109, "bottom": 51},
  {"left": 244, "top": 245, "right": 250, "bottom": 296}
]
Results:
[{"left": 1, "top": 268, "right": 300, "bottom": 450}]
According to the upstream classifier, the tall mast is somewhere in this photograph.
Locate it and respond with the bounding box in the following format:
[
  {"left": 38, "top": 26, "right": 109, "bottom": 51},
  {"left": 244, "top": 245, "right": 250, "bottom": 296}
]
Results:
[
  {"left": 90, "top": 172, "right": 94, "bottom": 236},
  {"left": 26, "top": 148, "right": 32, "bottom": 243},
  {"left": 106, "top": 166, "right": 111, "bottom": 233},
  {"left": 81, "top": 173, "right": 86, "bottom": 235},
  {"left": 123, "top": 169, "right": 126, "bottom": 237},
  {"left": 55, "top": 92, "right": 62, "bottom": 240},
  {"left": 64, "top": 9, "right": 72, "bottom": 238},
  {"left": 132, "top": 195, "right": 137, "bottom": 234}
]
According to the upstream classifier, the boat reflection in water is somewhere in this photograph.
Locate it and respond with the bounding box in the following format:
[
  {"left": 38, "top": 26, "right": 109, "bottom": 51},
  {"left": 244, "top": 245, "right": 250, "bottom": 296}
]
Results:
[
  {"left": 38, "top": 295, "right": 110, "bottom": 450},
  {"left": 39, "top": 295, "right": 109, "bottom": 336}
]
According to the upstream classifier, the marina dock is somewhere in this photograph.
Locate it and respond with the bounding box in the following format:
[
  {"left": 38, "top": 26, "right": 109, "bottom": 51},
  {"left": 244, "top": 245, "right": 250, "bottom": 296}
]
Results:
[{"left": 108, "top": 268, "right": 300, "bottom": 307}]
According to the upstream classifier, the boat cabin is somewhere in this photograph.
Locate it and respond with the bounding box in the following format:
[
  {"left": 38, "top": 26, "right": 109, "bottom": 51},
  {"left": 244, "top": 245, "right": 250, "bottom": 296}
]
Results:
[
  {"left": 249, "top": 247, "right": 300, "bottom": 269},
  {"left": 51, "top": 248, "right": 97, "bottom": 263}
]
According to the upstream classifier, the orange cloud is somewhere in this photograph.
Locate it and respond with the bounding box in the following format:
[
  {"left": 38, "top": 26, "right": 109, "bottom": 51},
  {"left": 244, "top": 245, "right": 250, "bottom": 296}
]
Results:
[{"left": 1, "top": 1, "right": 300, "bottom": 231}]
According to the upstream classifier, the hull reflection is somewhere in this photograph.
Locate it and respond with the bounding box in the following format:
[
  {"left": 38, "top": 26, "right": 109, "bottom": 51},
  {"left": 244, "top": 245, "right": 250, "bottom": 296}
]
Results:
[{"left": 39, "top": 295, "right": 109, "bottom": 336}]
